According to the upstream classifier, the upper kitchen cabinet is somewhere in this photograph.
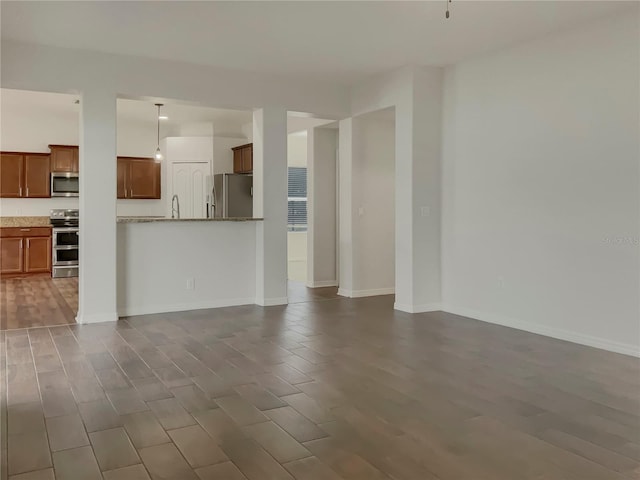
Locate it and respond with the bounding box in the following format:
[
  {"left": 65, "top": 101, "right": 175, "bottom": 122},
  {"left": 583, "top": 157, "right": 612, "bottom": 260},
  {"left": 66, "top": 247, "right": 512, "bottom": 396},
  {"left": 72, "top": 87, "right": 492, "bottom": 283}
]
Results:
[
  {"left": 0, "top": 153, "right": 51, "bottom": 198},
  {"left": 49, "top": 145, "right": 79, "bottom": 172},
  {"left": 0, "top": 154, "right": 23, "bottom": 197},
  {"left": 232, "top": 143, "right": 253, "bottom": 174},
  {"left": 117, "top": 156, "right": 161, "bottom": 199},
  {"left": 24, "top": 154, "right": 51, "bottom": 197}
]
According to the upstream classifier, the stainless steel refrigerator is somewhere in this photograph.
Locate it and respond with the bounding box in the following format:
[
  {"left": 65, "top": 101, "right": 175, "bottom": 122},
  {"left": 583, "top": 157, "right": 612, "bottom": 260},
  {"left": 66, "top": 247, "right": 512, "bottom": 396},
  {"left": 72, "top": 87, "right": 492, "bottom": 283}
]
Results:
[{"left": 211, "top": 174, "right": 253, "bottom": 218}]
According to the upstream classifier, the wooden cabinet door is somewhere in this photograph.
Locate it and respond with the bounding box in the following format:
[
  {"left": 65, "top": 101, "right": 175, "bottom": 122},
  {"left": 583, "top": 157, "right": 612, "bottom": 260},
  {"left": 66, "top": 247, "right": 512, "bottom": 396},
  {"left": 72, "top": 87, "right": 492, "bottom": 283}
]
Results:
[
  {"left": 50, "top": 146, "right": 77, "bottom": 172},
  {"left": 1, "top": 154, "right": 24, "bottom": 197},
  {"left": 24, "top": 236, "right": 51, "bottom": 273},
  {"left": 0, "top": 237, "right": 23, "bottom": 274},
  {"left": 117, "top": 157, "right": 128, "bottom": 198},
  {"left": 24, "top": 154, "right": 50, "bottom": 197},
  {"left": 233, "top": 149, "right": 243, "bottom": 173},
  {"left": 72, "top": 147, "right": 79, "bottom": 172},
  {"left": 128, "top": 158, "right": 160, "bottom": 199},
  {"left": 241, "top": 145, "right": 253, "bottom": 173}
]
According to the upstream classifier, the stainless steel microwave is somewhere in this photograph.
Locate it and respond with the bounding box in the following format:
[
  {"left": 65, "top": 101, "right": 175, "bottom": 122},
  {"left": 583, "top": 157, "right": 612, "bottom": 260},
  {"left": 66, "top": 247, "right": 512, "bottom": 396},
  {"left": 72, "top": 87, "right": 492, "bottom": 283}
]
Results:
[{"left": 51, "top": 172, "right": 79, "bottom": 197}]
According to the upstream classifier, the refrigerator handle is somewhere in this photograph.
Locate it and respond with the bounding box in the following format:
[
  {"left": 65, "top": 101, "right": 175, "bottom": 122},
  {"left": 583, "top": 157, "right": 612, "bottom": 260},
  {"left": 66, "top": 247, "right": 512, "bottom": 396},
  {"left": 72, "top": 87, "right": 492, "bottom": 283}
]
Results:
[{"left": 250, "top": 186, "right": 253, "bottom": 197}]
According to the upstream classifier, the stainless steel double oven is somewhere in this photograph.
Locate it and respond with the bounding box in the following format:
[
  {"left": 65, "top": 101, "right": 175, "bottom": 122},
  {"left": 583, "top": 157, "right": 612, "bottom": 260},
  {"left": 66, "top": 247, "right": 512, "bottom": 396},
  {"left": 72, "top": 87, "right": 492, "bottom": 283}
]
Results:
[{"left": 50, "top": 209, "right": 79, "bottom": 278}]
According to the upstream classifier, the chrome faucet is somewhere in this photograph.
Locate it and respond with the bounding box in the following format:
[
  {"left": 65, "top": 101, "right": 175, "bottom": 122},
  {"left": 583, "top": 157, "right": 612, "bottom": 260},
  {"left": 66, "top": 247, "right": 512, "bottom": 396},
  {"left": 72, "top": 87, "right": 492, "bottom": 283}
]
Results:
[{"left": 171, "top": 194, "right": 180, "bottom": 219}]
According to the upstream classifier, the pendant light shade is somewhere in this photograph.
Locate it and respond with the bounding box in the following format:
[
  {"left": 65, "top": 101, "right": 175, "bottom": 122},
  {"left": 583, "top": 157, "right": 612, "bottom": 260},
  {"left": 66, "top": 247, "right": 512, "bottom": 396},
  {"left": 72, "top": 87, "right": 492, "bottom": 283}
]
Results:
[{"left": 154, "top": 103, "right": 163, "bottom": 162}]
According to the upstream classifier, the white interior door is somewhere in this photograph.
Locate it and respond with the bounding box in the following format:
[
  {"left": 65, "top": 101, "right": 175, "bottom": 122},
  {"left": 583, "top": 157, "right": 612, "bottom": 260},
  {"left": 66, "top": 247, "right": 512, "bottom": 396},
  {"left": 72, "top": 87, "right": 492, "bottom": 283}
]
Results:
[
  {"left": 170, "top": 162, "right": 210, "bottom": 218},
  {"left": 190, "top": 163, "right": 209, "bottom": 219},
  {"left": 171, "top": 163, "right": 193, "bottom": 218}
]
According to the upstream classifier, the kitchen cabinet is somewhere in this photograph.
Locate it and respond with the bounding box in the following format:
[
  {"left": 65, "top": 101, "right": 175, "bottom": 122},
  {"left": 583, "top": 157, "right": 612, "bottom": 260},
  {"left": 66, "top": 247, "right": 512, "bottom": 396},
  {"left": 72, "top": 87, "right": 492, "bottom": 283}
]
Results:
[
  {"left": 24, "top": 154, "right": 51, "bottom": 197},
  {"left": 0, "top": 154, "right": 23, "bottom": 197},
  {"left": 117, "top": 156, "right": 161, "bottom": 199},
  {"left": 0, "top": 237, "right": 23, "bottom": 274},
  {"left": 24, "top": 236, "right": 52, "bottom": 273},
  {"left": 50, "top": 145, "right": 79, "bottom": 173},
  {"left": 232, "top": 143, "right": 253, "bottom": 174},
  {"left": 1, "top": 227, "right": 52, "bottom": 276},
  {"left": 0, "top": 153, "right": 51, "bottom": 198}
]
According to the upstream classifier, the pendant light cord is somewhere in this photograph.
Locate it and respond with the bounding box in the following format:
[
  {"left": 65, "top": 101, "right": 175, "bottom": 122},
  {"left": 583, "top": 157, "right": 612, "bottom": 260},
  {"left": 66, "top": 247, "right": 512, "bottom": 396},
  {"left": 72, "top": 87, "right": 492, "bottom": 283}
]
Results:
[{"left": 157, "top": 104, "right": 161, "bottom": 145}]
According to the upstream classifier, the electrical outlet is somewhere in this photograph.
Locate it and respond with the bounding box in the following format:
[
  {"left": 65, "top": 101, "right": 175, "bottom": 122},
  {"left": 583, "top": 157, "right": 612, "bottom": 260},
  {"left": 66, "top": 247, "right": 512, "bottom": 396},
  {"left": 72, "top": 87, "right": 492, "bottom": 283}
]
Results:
[
  {"left": 497, "top": 276, "right": 505, "bottom": 289},
  {"left": 186, "top": 278, "right": 195, "bottom": 290},
  {"left": 358, "top": 207, "right": 365, "bottom": 216},
  {"left": 420, "top": 206, "right": 430, "bottom": 217}
]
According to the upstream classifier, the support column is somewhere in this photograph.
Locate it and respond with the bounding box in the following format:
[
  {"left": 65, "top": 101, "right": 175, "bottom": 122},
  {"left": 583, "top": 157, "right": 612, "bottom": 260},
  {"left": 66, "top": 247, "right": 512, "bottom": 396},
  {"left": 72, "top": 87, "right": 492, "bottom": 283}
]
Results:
[
  {"left": 394, "top": 67, "right": 443, "bottom": 313},
  {"left": 77, "top": 89, "right": 118, "bottom": 323},
  {"left": 254, "top": 107, "right": 288, "bottom": 306},
  {"left": 337, "top": 118, "right": 355, "bottom": 296}
]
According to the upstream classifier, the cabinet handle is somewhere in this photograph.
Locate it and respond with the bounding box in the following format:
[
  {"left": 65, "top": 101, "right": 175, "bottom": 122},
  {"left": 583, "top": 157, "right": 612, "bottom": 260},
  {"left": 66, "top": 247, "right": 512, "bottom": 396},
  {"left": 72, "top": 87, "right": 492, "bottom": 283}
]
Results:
[
  {"left": 19, "top": 228, "right": 30, "bottom": 232},
  {"left": 19, "top": 186, "right": 22, "bottom": 197},
  {"left": 26, "top": 187, "right": 29, "bottom": 197}
]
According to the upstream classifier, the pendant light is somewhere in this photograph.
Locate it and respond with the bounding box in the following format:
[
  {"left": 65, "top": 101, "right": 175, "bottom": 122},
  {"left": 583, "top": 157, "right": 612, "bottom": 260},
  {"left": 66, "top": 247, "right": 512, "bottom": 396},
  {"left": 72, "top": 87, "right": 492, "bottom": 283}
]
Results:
[
  {"left": 445, "top": 0, "right": 452, "bottom": 19},
  {"left": 154, "top": 103, "right": 163, "bottom": 162}
]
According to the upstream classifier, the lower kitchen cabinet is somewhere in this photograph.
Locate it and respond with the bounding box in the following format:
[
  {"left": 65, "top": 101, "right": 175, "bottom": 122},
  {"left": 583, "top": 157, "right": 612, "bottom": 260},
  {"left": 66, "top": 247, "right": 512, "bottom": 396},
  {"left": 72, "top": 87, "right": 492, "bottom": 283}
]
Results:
[
  {"left": 24, "top": 236, "right": 52, "bottom": 273},
  {"left": 0, "top": 237, "right": 23, "bottom": 274},
  {"left": 0, "top": 227, "right": 52, "bottom": 276}
]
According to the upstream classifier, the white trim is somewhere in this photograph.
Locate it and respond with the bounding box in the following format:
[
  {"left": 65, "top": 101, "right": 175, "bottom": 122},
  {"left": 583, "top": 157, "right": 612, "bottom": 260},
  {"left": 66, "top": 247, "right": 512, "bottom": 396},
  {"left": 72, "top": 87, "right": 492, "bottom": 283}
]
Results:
[
  {"left": 394, "top": 303, "right": 442, "bottom": 313},
  {"left": 306, "top": 280, "right": 338, "bottom": 288},
  {"left": 443, "top": 305, "right": 640, "bottom": 358},
  {"left": 118, "top": 298, "right": 255, "bottom": 317},
  {"left": 256, "top": 296, "right": 289, "bottom": 307},
  {"left": 338, "top": 287, "right": 395, "bottom": 298},
  {"left": 76, "top": 312, "right": 118, "bottom": 324}
]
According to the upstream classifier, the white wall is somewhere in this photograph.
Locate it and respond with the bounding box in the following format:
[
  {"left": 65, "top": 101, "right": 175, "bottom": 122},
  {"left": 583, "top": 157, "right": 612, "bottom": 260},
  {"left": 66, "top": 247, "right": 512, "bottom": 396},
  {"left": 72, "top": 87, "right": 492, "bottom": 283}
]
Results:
[
  {"left": 213, "top": 136, "right": 250, "bottom": 174},
  {"left": 343, "top": 115, "right": 395, "bottom": 296},
  {"left": 286, "top": 132, "right": 308, "bottom": 282},
  {"left": 307, "top": 127, "right": 338, "bottom": 287},
  {"left": 117, "top": 221, "right": 256, "bottom": 315},
  {"left": 287, "top": 232, "right": 307, "bottom": 282},
  {"left": 287, "top": 133, "right": 307, "bottom": 167},
  {"left": 441, "top": 12, "right": 640, "bottom": 355},
  {"left": 349, "top": 66, "right": 443, "bottom": 311}
]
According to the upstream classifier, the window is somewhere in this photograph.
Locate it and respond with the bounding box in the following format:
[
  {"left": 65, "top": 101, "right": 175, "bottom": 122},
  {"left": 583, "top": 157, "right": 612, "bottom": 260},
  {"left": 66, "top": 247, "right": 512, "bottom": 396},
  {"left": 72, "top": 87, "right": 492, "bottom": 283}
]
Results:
[{"left": 288, "top": 167, "right": 307, "bottom": 231}]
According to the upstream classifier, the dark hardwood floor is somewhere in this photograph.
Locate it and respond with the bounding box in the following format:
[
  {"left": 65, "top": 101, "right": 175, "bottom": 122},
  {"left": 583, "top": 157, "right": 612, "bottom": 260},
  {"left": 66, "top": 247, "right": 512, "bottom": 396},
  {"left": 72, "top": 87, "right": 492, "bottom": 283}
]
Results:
[
  {"left": 1, "top": 277, "right": 78, "bottom": 330},
  {"left": 0, "top": 279, "right": 331, "bottom": 331},
  {"left": 1, "top": 294, "right": 639, "bottom": 480},
  {"left": 287, "top": 281, "right": 338, "bottom": 304}
]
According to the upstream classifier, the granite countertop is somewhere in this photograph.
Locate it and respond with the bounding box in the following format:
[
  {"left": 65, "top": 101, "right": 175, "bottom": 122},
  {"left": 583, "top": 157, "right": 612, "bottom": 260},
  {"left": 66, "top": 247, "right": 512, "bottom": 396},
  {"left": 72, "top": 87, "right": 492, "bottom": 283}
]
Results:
[
  {"left": 117, "top": 216, "right": 263, "bottom": 223},
  {"left": 0, "top": 216, "right": 51, "bottom": 228}
]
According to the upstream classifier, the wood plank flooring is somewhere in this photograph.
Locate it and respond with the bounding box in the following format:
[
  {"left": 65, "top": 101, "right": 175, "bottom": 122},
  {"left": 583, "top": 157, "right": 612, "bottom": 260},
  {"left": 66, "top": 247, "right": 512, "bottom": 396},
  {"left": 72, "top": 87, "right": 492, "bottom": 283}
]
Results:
[
  {"left": 1, "top": 295, "right": 639, "bottom": 479},
  {"left": 0, "top": 277, "right": 77, "bottom": 330},
  {"left": 0, "top": 278, "right": 326, "bottom": 330}
]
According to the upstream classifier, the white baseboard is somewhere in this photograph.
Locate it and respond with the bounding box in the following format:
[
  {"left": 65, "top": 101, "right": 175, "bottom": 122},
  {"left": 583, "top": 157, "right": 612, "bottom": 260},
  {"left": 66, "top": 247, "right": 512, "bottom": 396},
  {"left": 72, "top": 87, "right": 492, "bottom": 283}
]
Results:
[
  {"left": 256, "top": 296, "right": 289, "bottom": 307},
  {"left": 338, "top": 287, "right": 395, "bottom": 298},
  {"left": 443, "top": 305, "right": 640, "bottom": 358},
  {"left": 306, "top": 280, "right": 338, "bottom": 288},
  {"left": 118, "top": 298, "right": 255, "bottom": 317},
  {"left": 76, "top": 312, "right": 119, "bottom": 324},
  {"left": 394, "top": 302, "right": 442, "bottom": 313}
]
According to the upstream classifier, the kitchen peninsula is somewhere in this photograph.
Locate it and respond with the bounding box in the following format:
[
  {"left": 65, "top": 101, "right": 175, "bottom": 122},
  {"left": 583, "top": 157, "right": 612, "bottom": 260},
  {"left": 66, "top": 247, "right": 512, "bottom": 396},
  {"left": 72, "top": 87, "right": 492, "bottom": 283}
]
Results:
[{"left": 116, "top": 216, "right": 264, "bottom": 317}]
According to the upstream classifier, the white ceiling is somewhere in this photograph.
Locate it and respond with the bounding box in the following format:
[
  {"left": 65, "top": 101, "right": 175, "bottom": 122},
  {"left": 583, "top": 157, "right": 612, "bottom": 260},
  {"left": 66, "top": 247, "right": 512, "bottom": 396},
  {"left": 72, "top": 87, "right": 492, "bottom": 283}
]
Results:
[
  {"left": 0, "top": 1, "right": 633, "bottom": 85},
  {"left": 1, "top": 88, "right": 333, "bottom": 135}
]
